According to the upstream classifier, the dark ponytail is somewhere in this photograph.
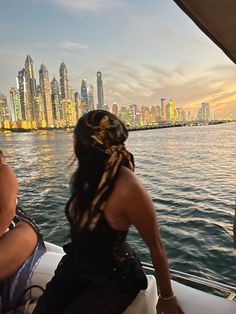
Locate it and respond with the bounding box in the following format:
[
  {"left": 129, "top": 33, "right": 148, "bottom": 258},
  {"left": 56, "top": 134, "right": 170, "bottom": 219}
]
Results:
[{"left": 69, "top": 143, "right": 108, "bottom": 226}]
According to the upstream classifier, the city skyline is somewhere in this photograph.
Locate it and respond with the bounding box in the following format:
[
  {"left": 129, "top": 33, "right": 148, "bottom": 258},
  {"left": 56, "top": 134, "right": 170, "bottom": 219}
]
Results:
[
  {"left": 0, "top": 0, "right": 235, "bottom": 115},
  {"left": 0, "top": 54, "right": 234, "bottom": 131}
]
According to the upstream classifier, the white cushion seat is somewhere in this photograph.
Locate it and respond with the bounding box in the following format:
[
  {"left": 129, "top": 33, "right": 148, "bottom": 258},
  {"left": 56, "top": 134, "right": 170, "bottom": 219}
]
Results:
[{"left": 124, "top": 275, "right": 158, "bottom": 314}]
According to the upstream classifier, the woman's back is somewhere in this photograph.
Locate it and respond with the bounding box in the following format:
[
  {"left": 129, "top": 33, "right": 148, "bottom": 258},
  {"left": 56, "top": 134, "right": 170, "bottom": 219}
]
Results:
[
  {"left": 33, "top": 110, "right": 184, "bottom": 314},
  {"left": 64, "top": 167, "right": 147, "bottom": 290}
]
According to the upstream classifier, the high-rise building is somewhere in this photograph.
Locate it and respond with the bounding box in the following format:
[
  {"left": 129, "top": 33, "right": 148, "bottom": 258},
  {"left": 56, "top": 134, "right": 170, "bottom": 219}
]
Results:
[
  {"left": 81, "top": 79, "right": 89, "bottom": 113},
  {"left": 51, "top": 77, "right": 61, "bottom": 123},
  {"left": 74, "top": 92, "right": 80, "bottom": 104},
  {"left": 25, "top": 55, "right": 37, "bottom": 121},
  {"left": 175, "top": 108, "right": 181, "bottom": 122},
  {"left": 97, "top": 71, "right": 104, "bottom": 110},
  {"left": 10, "top": 88, "right": 21, "bottom": 121},
  {"left": 197, "top": 103, "right": 210, "bottom": 121},
  {"left": 74, "top": 91, "right": 80, "bottom": 120},
  {"left": 174, "top": 108, "right": 186, "bottom": 122},
  {"left": 64, "top": 100, "right": 76, "bottom": 127},
  {"left": 39, "top": 63, "right": 54, "bottom": 127},
  {"left": 36, "top": 85, "right": 47, "bottom": 128},
  {"left": 87, "top": 84, "right": 95, "bottom": 111},
  {"left": 150, "top": 105, "right": 159, "bottom": 124},
  {"left": 156, "top": 105, "right": 161, "bottom": 122},
  {"left": 166, "top": 99, "right": 175, "bottom": 122},
  {"left": 128, "top": 104, "right": 138, "bottom": 125},
  {"left": 59, "top": 62, "right": 70, "bottom": 100},
  {"left": 112, "top": 102, "right": 118, "bottom": 116},
  {"left": 17, "top": 69, "right": 27, "bottom": 120},
  {"left": 0, "top": 94, "right": 10, "bottom": 122},
  {"left": 140, "top": 106, "right": 151, "bottom": 125},
  {"left": 119, "top": 105, "right": 129, "bottom": 124},
  {"left": 69, "top": 86, "right": 75, "bottom": 102},
  {"left": 160, "top": 98, "right": 166, "bottom": 122}
]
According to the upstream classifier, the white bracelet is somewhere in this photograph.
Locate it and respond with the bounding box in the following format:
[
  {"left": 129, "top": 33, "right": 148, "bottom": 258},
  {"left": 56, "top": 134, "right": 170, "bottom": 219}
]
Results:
[{"left": 159, "top": 293, "right": 176, "bottom": 301}]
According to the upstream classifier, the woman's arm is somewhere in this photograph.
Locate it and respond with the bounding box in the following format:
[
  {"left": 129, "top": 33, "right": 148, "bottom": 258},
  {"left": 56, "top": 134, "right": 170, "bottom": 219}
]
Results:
[
  {"left": 119, "top": 168, "right": 183, "bottom": 313},
  {"left": 0, "top": 163, "right": 38, "bottom": 280},
  {"left": 0, "top": 164, "right": 19, "bottom": 237}
]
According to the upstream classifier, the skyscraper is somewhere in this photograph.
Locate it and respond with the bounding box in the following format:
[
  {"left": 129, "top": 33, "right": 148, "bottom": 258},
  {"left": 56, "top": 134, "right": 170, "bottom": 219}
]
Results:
[
  {"left": 87, "top": 84, "right": 95, "bottom": 111},
  {"left": 17, "top": 69, "right": 27, "bottom": 120},
  {"left": 74, "top": 92, "right": 80, "bottom": 104},
  {"left": 160, "top": 98, "right": 166, "bottom": 122},
  {"left": 69, "top": 86, "right": 75, "bottom": 102},
  {"left": 166, "top": 99, "right": 175, "bottom": 122},
  {"left": 39, "top": 63, "right": 54, "bottom": 127},
  {"left": 10, "top": 88, "right": 21, "bottom": 121},
  {"left": 0, "top": 94, "right": 10, "bottom": 123},
  {"left": 81, "top": 79, "right": 89, "bottom": 113},
  {"left": 197, "top": 103, "right": 210, "bottom": 121},
  {"left": 112, "top": 102, "right": 118, "bottom": 116},
  {"left": 97, "top": 71, "right": 104, "bottom": 110},
  {"left": 174, "top": 108, "right": 186, "bottom": 122},
  {"left": 64, "top": 100, "right": 76, "bottom": 127},
  {"left": 35, "top": 85, "right": 47, "bottom": 128},
  {"left": 59, "top": 62, "right": 70, "bottom": 100},
  {"left": 25, "top": 55, "right": 37, "bottom": 121},
  {"left": 74, "top": 91, "right": 80, "bottom": 120},
  {"left": 156, "top": 105, "right": 161, "bottom": 122},
  {"left": 51, "top": 77, "right": 61, "bottom": 123},
  {"left": 128, "top": 104, "right": 137, "bottom": 125},
  {"left": 150, "top": 105, "right": 159, "bottom": 123}
]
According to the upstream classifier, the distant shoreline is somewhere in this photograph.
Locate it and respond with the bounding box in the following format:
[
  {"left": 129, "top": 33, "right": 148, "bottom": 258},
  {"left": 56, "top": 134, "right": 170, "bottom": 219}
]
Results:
[{"left": 0, "top": 120, "right": 234, "bottom": 134}]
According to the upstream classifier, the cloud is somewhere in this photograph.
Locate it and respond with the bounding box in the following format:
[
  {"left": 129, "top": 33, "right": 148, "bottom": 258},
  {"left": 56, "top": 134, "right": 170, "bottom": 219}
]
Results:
[
  {"left": 32, "top": 41, "right": 88, "bottom": 50},
  {"left": 56, "top": 41, "right": 88, "bottom": 50},
  {"left": 97, "top": 58, "right": 236, "bottom": 115},
  {"left": 51, "top": 0, "right": 123, "bottom": 12}
]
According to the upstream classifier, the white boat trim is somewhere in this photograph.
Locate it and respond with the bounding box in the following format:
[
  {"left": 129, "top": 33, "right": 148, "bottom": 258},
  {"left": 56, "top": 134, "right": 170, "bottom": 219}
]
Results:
[
  {"left": 142, "top": 262, "right": 236, "bottom": 300},
  {"left": 26, "top": 242, "right": 236, "bottom": 314}
]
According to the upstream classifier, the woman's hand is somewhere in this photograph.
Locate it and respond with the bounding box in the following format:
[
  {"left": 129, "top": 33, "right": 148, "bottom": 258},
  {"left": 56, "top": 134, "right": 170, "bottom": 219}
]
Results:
[{"left": 156, "top": 295, "right": 184, "bottom": 314}]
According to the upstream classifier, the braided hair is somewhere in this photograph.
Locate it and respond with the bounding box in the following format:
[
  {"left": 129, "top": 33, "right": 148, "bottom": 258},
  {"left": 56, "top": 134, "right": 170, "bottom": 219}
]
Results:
[{"left": 69, "top": 110, "right": 134, "bottom": 229}]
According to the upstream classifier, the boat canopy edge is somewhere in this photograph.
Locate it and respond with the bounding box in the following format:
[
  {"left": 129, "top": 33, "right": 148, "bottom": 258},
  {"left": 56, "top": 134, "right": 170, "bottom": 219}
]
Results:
[{"left": 173, "top": 0, "right": 236, "bottom": 64}]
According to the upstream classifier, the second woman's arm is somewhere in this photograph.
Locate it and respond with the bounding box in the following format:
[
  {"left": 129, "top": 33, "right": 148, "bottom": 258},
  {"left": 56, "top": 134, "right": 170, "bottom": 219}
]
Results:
[
  {"left": 117, "top": 167, "right": 183, "bottom": 314},
  {"left": 0, "top": 164, "right": 18, "bottom": 237}
]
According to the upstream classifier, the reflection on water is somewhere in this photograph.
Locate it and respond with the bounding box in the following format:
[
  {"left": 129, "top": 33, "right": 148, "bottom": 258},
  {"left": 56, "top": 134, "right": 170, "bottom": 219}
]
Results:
[{"left": 0, "top": 123, "right": 235, "bottom": 290}]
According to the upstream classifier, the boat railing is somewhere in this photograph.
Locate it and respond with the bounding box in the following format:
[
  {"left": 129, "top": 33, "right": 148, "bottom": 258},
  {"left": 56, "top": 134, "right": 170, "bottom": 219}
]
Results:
[{"left": 142, "top": 262, "right": 236, "bottom": 301}]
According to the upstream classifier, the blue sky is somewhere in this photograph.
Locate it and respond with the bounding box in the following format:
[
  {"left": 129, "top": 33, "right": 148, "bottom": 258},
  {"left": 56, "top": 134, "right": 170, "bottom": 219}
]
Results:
[{"left": 0, "top": 0, "right": 235, "bottom": 116}]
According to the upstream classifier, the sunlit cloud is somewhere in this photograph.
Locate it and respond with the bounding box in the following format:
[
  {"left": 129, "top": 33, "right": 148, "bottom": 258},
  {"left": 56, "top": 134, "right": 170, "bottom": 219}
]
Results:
[{"left": 97, "top": 59, "right": 236, "bottom": 114}]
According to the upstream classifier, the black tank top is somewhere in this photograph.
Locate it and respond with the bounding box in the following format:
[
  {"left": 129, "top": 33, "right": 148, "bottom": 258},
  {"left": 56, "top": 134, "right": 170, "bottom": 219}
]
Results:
[{"left": 64, "top": 201, "right": 147, "bottom": 289}]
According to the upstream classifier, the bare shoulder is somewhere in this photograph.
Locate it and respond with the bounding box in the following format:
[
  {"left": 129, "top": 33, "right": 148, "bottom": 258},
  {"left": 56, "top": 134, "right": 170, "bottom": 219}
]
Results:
[
  {"left": 116, "top": 166, "right": 145, "bottom": 195},
  {"left": 0, "top": 163, "right": 17, "bottom": 179},
  {"left": 115, "top": 166, "right": 151, "bottom": 207},
  {"left": 117, "top": 166, "right": 137, "bottom": 183},
  {"left": 0, "top": 163, "right": 18, "bottom": 188},
  {"left": 115, "top": 167, "right": 158, "bottom": 232}
]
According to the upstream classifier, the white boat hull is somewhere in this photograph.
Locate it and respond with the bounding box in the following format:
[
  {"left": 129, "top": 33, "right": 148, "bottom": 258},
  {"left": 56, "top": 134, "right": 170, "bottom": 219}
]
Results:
[{"left": 24, "top": 242, "right": 236, "bottom": 314}]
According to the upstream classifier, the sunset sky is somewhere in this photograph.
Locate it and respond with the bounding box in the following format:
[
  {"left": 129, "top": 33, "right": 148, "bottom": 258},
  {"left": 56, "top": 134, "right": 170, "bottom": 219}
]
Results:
[{"left": 0, "top": 0, "right": 235, "bottom": 116}]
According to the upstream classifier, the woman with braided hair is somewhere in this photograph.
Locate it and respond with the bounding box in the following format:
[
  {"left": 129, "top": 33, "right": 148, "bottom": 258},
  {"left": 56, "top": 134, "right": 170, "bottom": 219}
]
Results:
[{"left": 33, "top": 110, "right": 183, "bottom": 314}]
